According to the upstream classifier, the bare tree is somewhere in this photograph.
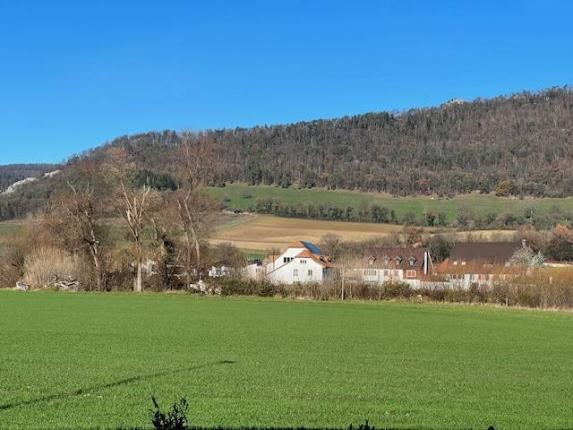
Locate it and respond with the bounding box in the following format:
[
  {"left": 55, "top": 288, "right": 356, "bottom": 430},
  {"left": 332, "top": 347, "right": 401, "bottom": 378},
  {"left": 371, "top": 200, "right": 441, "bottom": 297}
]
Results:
[
  {"left": 173, "top": 133, "right": 218, "bottom": 284},
  {"left": 119, "top": 182, "right": 153, "bottom": 292},
  {"left": 46, "top": 157, "right": 109, "bottom": 291}
]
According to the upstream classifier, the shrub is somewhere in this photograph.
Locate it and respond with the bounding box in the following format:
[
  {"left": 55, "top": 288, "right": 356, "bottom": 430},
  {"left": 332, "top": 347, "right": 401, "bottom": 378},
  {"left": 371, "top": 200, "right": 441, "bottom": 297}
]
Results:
[
  {"left": 150, "top": 397, "right": 189, "bottom": 430},
  {"left": 23, "top": 246, "right": 83, "bottom": 289},
  {"left": 0, "top": 247, "right": 26, "bottom": 288}
]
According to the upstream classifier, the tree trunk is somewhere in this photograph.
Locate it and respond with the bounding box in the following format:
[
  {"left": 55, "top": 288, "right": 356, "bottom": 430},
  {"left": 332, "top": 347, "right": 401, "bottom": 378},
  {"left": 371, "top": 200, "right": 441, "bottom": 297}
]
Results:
[{"left": 134, "top": 259, "right": 143, "bottom": 292}]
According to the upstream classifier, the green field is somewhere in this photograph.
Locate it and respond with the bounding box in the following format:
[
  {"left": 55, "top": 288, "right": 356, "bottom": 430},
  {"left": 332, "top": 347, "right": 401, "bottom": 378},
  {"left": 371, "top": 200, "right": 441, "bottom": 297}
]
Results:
[
  {"left": 205, "top": 184, "right": 573, "bottom": 223},
  {"left": 1, "top": 292, "right": 573, "bottom": 429}
]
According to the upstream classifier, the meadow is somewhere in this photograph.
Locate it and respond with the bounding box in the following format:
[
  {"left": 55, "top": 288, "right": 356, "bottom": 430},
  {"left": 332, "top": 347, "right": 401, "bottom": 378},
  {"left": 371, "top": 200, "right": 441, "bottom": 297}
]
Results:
[
  {"left": 1, "top": 291, "right": 573, "bottom": 430},
  {"left": 205, "top": 184, "right": 573, "bottom": 223}
]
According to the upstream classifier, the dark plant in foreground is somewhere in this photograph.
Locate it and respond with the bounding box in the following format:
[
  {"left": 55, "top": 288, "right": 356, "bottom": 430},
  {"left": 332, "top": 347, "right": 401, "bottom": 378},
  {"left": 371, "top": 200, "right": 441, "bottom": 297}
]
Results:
[
  {"left": 348, "top": 420, "right": 375, "bottom": 430},
  {"left": 150, "top": 396, "right": 189, "bottom": 430}
]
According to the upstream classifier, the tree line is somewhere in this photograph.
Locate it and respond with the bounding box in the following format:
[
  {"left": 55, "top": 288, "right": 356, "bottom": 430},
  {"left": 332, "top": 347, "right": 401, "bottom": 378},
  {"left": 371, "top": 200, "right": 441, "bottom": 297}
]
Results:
[
  {"left": 0, "top": 137, "right": 233, "bottom": 292},
  {"left": 2, "top": 87, "right": 573, "bottom": 224},
  {"left": 93, "top": 87, "right": 573, "bottom": 197}
]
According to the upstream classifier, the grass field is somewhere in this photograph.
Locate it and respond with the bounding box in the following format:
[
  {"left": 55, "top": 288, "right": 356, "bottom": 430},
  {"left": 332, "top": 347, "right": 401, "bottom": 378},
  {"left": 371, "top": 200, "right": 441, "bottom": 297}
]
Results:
[
  {"left": 205, "top": 184, "right": 573, "bottom": 223},
  {"left": 1, "top": 292, "right": 573, "bottom": 429}
]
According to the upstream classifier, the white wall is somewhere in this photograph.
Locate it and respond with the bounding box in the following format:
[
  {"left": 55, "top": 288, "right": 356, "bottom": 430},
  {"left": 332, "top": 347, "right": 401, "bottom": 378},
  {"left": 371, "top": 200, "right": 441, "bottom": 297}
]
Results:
[
  {"left": 268, "top": 257, "right": 324, "bottom": 285},
  {"left": 265, "top": 247, "right": 306, "bottom": 274},
  {"left": 360, "top": 268, "right": 404, "bottom": 284}
]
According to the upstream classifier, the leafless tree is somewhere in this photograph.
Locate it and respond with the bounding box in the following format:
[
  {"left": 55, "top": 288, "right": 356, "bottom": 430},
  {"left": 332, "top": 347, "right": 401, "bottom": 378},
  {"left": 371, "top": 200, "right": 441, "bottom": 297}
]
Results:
[
  {"left": 119, "top": 182, "right": 154, "bottom": 292},
  {"left": 173, "top": 133, "right": 218, "bottom": 284}
]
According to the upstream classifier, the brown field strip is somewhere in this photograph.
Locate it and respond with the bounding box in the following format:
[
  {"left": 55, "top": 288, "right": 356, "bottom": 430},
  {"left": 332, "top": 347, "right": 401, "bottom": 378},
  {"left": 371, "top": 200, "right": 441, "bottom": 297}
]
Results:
[{"left": 211, "top": 214, "right": 404, "bottom": 250}]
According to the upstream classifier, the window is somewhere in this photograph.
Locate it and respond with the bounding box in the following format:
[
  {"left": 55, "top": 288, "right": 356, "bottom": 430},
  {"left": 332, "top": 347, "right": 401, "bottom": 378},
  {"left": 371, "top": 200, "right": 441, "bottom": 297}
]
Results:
[
  {"left": 283, "top": 257, "right": 293, "bottom": 264},
  {"left": 293, "top": 269, "right": 299, "bottom": 277},
  {"left": 408, "top": 257, "right": 416, "bottom": 267},
  {"left": 384, "top": 270, "right": 389, "bottom": 276},
  {"left": 300, "top": 259, "right": 307, "bottom": 264},
  {"left": 406, "top": 270, "right": 416, "bottom": 278},
  {"left": 308, "top": 269, "right": 313, "bottom": 277},
  {"left": 364, "top": 269, "right": 376, "bottom": 276}
]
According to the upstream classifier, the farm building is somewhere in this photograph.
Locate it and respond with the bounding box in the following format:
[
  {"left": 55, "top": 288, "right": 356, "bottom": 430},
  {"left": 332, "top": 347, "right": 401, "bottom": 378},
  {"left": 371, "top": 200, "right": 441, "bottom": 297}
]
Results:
[
  {"left": 435, "top": 241, "right": 525, "bottom": 288},
  {"left": 244, "top": 241, "right": 335, "bottom": 285},
  {"left": 353, "top": 247, "right": 432, "bottom": 288}
]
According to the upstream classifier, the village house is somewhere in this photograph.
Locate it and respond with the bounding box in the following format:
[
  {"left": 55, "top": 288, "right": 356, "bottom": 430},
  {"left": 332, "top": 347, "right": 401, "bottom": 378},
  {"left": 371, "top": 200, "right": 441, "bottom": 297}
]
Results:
[
  {"left": 244, "top": 241, "right": 335, "bottom": 285},
  {"left": 354, "top": 247, "right": 433, "bottom": 288},
  {"left": 435, "top": 241, "right": 524, "bottom": 288}
]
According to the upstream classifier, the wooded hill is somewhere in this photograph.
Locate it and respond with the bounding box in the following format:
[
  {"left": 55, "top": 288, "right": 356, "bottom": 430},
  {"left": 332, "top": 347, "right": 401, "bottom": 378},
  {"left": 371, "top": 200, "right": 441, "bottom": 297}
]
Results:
[
  {"left": 1, "top": 87, "right": 573, "bottom": 221},
  {"left": 94, "top": 87, "right": 573, "bottom": 197}
]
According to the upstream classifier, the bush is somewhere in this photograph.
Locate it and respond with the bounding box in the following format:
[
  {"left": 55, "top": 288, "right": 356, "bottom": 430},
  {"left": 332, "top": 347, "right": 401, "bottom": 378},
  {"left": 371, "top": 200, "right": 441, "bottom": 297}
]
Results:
[
  {"left": 23, "top": 246, "right": 84, "bottom": 289},
  {"left": 218, "top": 278, "right": 286, "bottom": 297},
  {"left": 150, "top": 397, "right": 189, "bottom": 430}
]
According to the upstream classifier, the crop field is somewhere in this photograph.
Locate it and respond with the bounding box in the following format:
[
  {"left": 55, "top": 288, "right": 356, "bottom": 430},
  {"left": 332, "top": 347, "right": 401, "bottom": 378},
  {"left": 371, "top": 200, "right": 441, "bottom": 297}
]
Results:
[
  {"left": 205, "top": 184, "right": 573, "bottom": 223},
  {"left": 1, "top": 292, "right": 573, "bottom": 430},
  {"left": 211, "top": 214, "right": 404, "bottom": 250},
  {"left": 211, "top": 214, "right": 517, "bottom": 251}
]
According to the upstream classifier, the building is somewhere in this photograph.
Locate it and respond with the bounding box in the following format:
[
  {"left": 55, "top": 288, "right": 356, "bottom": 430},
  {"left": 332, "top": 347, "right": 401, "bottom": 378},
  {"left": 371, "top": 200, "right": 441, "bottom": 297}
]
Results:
[
  {"left": 435, "top": 241, "right": 524, "bottom": 288},
  {"left": 356, "top": 247, "right": 432, "bottom": 288},
  {"left": 244, "top": 241, "right": 335, "bottom": 285}
]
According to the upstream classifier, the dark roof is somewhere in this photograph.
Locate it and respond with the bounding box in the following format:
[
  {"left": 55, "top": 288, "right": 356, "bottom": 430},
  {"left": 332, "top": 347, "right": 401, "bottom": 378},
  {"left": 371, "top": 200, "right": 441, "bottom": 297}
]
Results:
[
  {"left": 362, "top": 247, "right": 427, "bottom": 270},
  {"left": 301, "top": 241, "right": 322, "bottom": 255},
  {"left": 449, "top": 242, "right": 521, "bottom": 265}
]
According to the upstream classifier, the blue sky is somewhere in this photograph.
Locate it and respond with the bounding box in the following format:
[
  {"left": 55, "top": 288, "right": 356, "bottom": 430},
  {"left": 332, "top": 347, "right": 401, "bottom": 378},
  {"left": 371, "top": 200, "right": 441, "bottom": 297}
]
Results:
[{"left": 0, "top": 0, "right": 572, "bottom": 164}]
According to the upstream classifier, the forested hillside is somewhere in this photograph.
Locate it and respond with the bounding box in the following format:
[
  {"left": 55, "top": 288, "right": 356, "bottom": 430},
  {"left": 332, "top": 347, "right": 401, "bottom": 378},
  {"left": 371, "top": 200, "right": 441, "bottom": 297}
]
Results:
[
  {"left": 1, "top": 87, "right": 573, "bottom": 221},
  {"left": 96, "top": 87, "right": 573, "bottom": 197},
  {"left": 0, "top": 164, "right": 57, "bottom": 191}
]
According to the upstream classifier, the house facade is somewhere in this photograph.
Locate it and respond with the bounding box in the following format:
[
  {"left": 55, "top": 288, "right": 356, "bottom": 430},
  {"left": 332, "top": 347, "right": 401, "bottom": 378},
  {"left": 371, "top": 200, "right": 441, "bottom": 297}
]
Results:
[
  {"left": 435, "top": 241, "right": 523, "bottom": 288},
  {"left": 356, "top": 247, "right": 432, "bottom": 288},
  {"left": 244, "top": 241, "right": 335, "bottom": 285}
]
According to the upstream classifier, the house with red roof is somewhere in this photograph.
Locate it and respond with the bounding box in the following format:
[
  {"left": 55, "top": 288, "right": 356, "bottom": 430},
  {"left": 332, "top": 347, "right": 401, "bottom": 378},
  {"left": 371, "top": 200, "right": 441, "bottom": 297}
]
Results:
[{"left": 244, "top": 241, "right": 335, "bottom": 284}]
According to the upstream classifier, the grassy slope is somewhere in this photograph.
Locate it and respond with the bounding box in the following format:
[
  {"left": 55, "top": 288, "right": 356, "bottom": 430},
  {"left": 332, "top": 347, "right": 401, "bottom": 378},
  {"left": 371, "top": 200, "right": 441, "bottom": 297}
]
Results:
[
  {"left": 205, "top": 184, "right": 573, "bottom": 222},
  {"left": 1, "top": 292, "right": 572, "bottom": 430}
]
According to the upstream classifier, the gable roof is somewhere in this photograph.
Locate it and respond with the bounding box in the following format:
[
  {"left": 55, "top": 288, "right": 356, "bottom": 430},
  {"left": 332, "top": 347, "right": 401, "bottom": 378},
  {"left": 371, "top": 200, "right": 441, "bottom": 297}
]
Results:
[
  {"left": 288, "top": 240, "right": 323, "bottom": 255},
  {"left": 294, "top": 248, "right": 335, "bottom": 268},
  {"left": 449, "top": 242, "right": 521, "bottom": 265},
  {"left": 362, "top": 247, "right": 428, "bottom": 270}
]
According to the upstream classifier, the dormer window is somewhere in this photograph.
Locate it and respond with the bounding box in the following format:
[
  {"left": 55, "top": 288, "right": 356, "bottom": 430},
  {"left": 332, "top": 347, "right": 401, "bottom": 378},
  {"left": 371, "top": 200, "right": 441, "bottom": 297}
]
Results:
[
  {"left": 395, "top": 256, "right": 403, "bottom": 265},
  {"left": 408, "top": 257, "right": 416, "bottom": 267},
  {"left": 368, "top": 256, "right": 376, "bottom": 266},
  {"left": 383, "top": 255, "right": 390, "bottom": 265}
]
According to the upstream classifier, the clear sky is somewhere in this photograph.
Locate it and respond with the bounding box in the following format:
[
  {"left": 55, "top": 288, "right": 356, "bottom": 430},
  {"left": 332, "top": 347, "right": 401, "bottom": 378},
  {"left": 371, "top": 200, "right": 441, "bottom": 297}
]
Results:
[{"left": 0, "top": 0, "right": 572, "bottom": 164}]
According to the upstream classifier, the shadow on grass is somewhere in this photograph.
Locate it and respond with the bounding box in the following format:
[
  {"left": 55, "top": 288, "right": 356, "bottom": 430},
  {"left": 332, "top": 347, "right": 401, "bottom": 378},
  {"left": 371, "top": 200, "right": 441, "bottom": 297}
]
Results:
[{"left": 0, "top": 360, "right": 236, "bottom": 412}]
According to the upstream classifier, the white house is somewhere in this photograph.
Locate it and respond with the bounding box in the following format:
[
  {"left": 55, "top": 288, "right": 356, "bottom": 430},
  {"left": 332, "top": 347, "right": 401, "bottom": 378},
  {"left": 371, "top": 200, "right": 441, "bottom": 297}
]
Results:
[{"left": 244, "top": 241, "right": 335, "bottom": 285}]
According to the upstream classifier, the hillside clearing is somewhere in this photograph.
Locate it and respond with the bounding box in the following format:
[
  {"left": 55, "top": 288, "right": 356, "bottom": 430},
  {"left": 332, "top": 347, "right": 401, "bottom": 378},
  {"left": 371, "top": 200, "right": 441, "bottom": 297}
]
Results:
[
  {"left": 1, "top": 292, "right": 572, "bottom": 429},
  {"left": 205, "top": 184, "right": 573, "bottom": 223}
]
